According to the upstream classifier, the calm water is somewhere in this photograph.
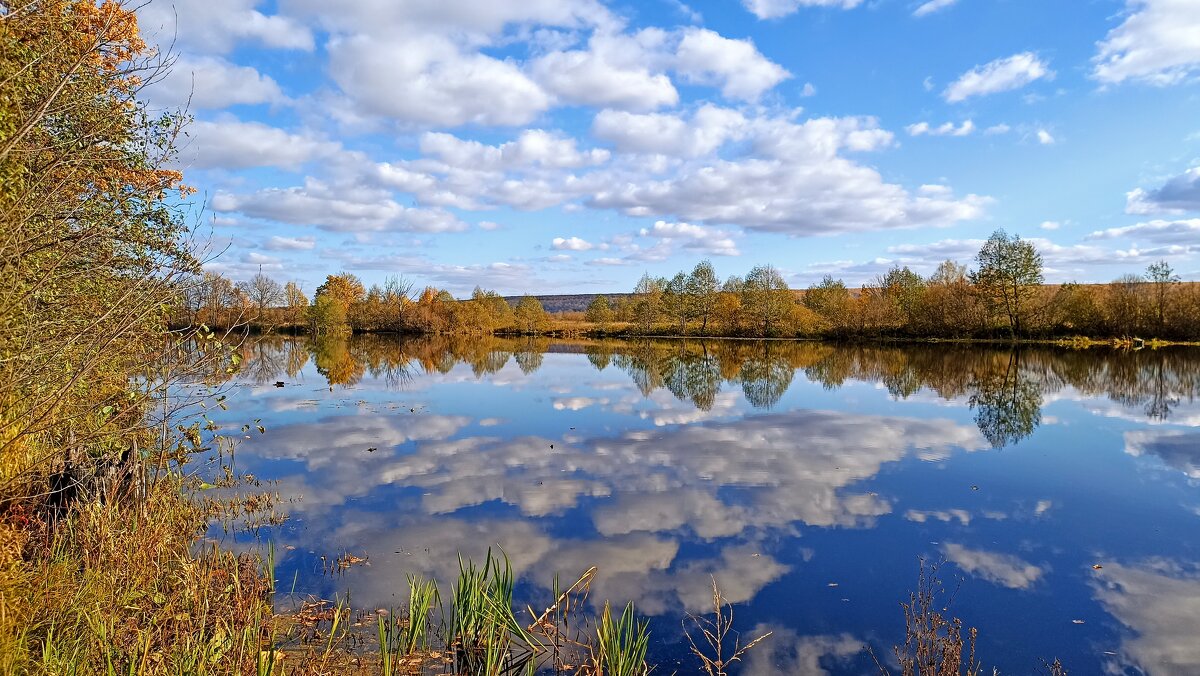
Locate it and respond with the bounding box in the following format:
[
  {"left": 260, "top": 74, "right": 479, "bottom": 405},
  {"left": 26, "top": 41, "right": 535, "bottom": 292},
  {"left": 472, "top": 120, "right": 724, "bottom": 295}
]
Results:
[{"left": 207, "top": 335, "right": 1200, "bottom": 674}]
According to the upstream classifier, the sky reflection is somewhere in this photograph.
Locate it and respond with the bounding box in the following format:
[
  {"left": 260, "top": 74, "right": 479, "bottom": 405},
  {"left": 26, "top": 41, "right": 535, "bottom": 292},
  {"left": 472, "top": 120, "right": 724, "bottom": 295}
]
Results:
[{"left": 208, "top": 336, "right": 1200, "bottom": 674}]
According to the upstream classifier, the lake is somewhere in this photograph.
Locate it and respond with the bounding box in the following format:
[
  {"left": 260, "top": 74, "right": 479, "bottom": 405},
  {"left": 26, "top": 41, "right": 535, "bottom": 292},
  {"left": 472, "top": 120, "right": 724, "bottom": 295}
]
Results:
[{"left": 206, "top": 335, "right": 1200, "bottom": 674}]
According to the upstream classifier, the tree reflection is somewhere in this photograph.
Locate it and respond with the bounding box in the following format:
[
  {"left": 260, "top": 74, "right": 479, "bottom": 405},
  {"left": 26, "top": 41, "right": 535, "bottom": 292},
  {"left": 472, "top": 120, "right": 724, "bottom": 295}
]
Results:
[
  {"left": 969, "top": 351, "right": 1042, "bottom": 448},
  {"left": 237, "top": 335, "right": 1200, "bottom": 445}
]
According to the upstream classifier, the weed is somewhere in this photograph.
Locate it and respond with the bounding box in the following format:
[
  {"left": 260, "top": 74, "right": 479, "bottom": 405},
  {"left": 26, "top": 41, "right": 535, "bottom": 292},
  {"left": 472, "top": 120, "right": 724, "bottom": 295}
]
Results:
[{"left": 683, "top": 577, "right": 772, "bottom": 676}]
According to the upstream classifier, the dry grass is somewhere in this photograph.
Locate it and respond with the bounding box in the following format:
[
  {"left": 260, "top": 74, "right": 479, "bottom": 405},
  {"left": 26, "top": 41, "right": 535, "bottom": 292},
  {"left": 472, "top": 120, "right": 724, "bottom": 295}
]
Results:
[{"left": 683, "top": 578, "right": 772, "bottom": 676}]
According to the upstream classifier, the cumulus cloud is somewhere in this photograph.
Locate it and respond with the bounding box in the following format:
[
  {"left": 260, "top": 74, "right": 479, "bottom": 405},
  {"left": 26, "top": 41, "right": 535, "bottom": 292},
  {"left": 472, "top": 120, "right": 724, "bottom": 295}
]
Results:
[
  {"left": 637, "top": 220, "right": 740, "bottom": 257},
  {"left": 327, "top": 33, "right": 551, "bottom": 127},
  {"left": 531, "top": 30, "right": 680, "bottom": 111},
  {"left": 212, "top": 182, "right": 470, "bottom": 234},
  {"left": 147, "top": 56, "right": 286, "bottom": 109},
  {"left": 138, "top": 0, "right": 314, "bottom": 54},
  {"left": 673, "top": 28, "right": 791, "bottom": 101},
  {"left": 552, "top": 236, "right": 597, "bottom": 251},
  {"left": 906, "top": 120, "right": 975, "bottom": 137},
  {"left": 741, "top": 0, "right": 864, "bottom": 20},
  {"left": 592, "top": 105, "right": 748, "bottom": 157},
  {"left": 913, "top": 0, "right": 958, "bottom": 17},
  {"left": 1124, "top": 168, "right": 1200, "bottom": 214},
  {"left": 181, "top": 119, "right": 340, "bottom": 170},
  {"left": 942, "top": 543, "right": 1044, "bottom": 589},
  {"left": 1092, "top": 0, "right": 1200, "bottom": 85},
  {"left": 419, "top": 130, "right": 610, "bottom": 170},
  {"left": 944, "top": 52, "right": 1053, "bottom": 102},
  {"left": 1036, "top": 129, "right": 1056, "bottom": 145},
  {"left": 589, "top": 114, "right": 988, "bottom": 236}
]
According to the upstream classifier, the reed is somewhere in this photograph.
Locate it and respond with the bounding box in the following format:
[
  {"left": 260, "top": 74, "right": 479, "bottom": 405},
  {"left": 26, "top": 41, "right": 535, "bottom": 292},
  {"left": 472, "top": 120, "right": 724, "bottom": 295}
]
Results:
[{"left": 595, "top": 601, "right": 650, "bottom": 676}]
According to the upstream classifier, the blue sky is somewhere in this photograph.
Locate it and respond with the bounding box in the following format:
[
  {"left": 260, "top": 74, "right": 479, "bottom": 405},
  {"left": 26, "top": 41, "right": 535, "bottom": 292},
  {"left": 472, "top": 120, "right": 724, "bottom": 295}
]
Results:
[{"left": 139, "top": 0, "right": 1200, "bottom": 296}]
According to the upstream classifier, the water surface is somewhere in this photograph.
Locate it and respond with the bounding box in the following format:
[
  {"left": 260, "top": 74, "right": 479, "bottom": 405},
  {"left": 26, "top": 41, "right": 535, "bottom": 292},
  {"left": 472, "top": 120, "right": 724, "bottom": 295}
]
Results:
[{"left": 209, "top": 336, "right": 1200, "bottom": 674}]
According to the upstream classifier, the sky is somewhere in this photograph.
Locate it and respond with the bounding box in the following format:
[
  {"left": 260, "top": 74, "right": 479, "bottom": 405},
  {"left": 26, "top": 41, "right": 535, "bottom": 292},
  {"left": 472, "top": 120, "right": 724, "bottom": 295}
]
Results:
[{"left": 138, "top": 0, "right": 1200, "bottom": 296}]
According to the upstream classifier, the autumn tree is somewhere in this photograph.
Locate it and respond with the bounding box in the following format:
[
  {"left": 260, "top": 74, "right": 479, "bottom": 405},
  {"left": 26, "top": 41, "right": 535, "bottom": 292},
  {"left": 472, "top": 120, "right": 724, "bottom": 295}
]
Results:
[
  {"left": 662, "top": 272, "right": 691, "bottom": 333},
  {"left": 310, "top": 273, "right": 364, "bottom": 334},
  {"left": 742, "top": 265, "right": 792, "bottom": 337},
  {"left": 585, "top": 295, "right": 614, "bottom": 332},
  {"left": 877, "top": 265, "right": 926, "bottom": 331},
  {"left": 971, "top": 230, "right": 1044, "bottom": 338},
  {"left": 284, "top": 281, "right": 308, "bottom": 324},
  {"left": 804, "top": 275, "right": 851, "bottom": 332},
  {"left": 237, "top": 270, "right": 284, "bottom": 324},
  {"left": 1145, "top": 260, "right": 1179, "bottom": 334},
  {"left": 1107, "top": 274, "right": 1145, "bottom": 336},
  {"left": 514, "top": 295, "right": 549, "bottom": 334},
  {"left": 631, "top": 273, "right": 663, "bottom": 333},
  {"left": 687, "top": 260, "right": 719, "bottom": 333}
]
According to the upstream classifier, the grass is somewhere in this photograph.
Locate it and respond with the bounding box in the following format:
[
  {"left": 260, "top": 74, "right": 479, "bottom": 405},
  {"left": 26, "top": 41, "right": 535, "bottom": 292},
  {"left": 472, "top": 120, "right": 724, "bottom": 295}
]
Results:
[
  {"left": 594, "top": 602, "right": 650, "bottom": 676},
  {"left": 0, "top": 472, "right": 276, "bottom": 675}
]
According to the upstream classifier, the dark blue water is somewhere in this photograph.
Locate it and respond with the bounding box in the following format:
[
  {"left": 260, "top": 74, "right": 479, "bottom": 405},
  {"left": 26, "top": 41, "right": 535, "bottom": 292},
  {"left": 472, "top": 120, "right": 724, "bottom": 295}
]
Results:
[{"left": 207, "top": 336, "right": 1200, "bottom": 675}]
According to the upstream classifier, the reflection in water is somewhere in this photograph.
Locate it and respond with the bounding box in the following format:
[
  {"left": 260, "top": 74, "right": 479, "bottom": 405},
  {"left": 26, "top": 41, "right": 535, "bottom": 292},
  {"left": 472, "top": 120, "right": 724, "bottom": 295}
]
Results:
[
  {"left": 215, "top": 336, "right": 1200, "bottom": 675},
  {"left": 253, "top": 335, "right": 1200, "bottom": 446},
  {"left": 1094, "top": 561, "right": 1200, "bottom": 676}
]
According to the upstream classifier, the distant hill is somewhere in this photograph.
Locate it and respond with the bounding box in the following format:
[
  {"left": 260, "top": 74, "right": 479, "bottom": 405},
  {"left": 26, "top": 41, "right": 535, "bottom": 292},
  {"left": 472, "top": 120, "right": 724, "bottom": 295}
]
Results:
[{"left": 501, "top": 293, "right": 633, "bottom": 313}]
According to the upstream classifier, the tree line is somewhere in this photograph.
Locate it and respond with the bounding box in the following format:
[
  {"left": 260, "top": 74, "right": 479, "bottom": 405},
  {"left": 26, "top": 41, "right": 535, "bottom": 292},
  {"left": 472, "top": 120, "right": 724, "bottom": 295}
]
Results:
[
  {"left": 584, "top": 230, "right": 1198, "bottom": 340},
  {"left": 180, "top": 231, "right": 1198, "bottom": 342},
  {"left": 175, "top": 271, "right": 552, "bottom": 335}
]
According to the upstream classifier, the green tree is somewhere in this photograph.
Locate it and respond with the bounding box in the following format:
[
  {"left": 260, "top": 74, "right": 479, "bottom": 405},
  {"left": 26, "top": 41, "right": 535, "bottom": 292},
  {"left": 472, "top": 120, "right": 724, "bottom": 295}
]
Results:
[
  {"left": 663, "top": 272, "right": 691, "bottom": 334},
  {"left": 877, "top": 265, "right": 926, "bottom": 331},
  {"left": 804, "top": 275, "right": 851, "bottom": 331},
  {"left": 686, "top": 260, "right": 720, "bottom": 334},
  {"left": 631, "top": 273, "right": 663, "bottom": 334},
  {"left": 971, "top": 229, "right": 1044, "bottom": 338},
  {"left": 742, "top": 265, "right": 792, "bottom": 337}
]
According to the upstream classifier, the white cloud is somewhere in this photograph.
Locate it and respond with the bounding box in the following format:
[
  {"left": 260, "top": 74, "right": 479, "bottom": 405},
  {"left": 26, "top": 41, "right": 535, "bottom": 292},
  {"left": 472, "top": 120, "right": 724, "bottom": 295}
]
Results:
[
  {"left": 1036, "top": 129, "right": 1056, "bottom": 145},
  {"left": 139, "top": 0, "right": 314, "bottom": 54},
  {"left": 1124, "top": 168, "right": 1200, "bottom": 214},
  {"left": 906, "top": 120, "right": 975, "bottom": 137},
  {"left": 1092, "top": 0, "right": 1200, "bottom": 85},
  {"left": 673, "top": 28, "right": 791, "bottom": 101},
  {"left": 181, "top": 119, "right": 340, "bottom": 170},
  {"left": 531, "top": 30, "right": 680, "bottom": 112},
  {"left": 147, "top": 56, "right": 285, "bottom": 109},
  {"left": 741, "top": 0, "right": 863, "bottom": 20},
  {"left": 589, "top": 114, "right": 988, "bottom": 236},
  {"left": 1040, "top": 220, "right": 1061, "bottom": 231},
  {"left": 1088, "top": 218, "right": 1200, "bottom": 244},
  {"left": 913, "top": 0, "right": 957, "bottom": 17},
  {"left": 264, "top": 236, "right": 317, "bottom": 251},
  {"left": 801, "top": 82, "right": 817, "bottom": 96},
  {"left": 327, "top": 33, "right": 551, "bottom": 127},
  {"left": 1093, "top": 560, "right": 1200, "bottom": 674},
  {"left": 984, "top": 123, "right": 1012, "bottom": 135},
  {"left": 944, "top": 52, "right": 1053, "bottom": 102},
  {"left": 420, "top": 130, "right": 610, "bottom": 170},
  {"left": 942, "top": 543, "right": 1044, "bottom": 589},
  {"left": 213, "top": 182, "right": 470, "bottom": 234},
  {"left": 552, "top": 236, "right": 597, "bottom": 251},
  {"left": 592, "top": 105, "right": 748, "bottom": 157},
  {"left": 637, "top": 220, "right": 740, "bottom": 257}
]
